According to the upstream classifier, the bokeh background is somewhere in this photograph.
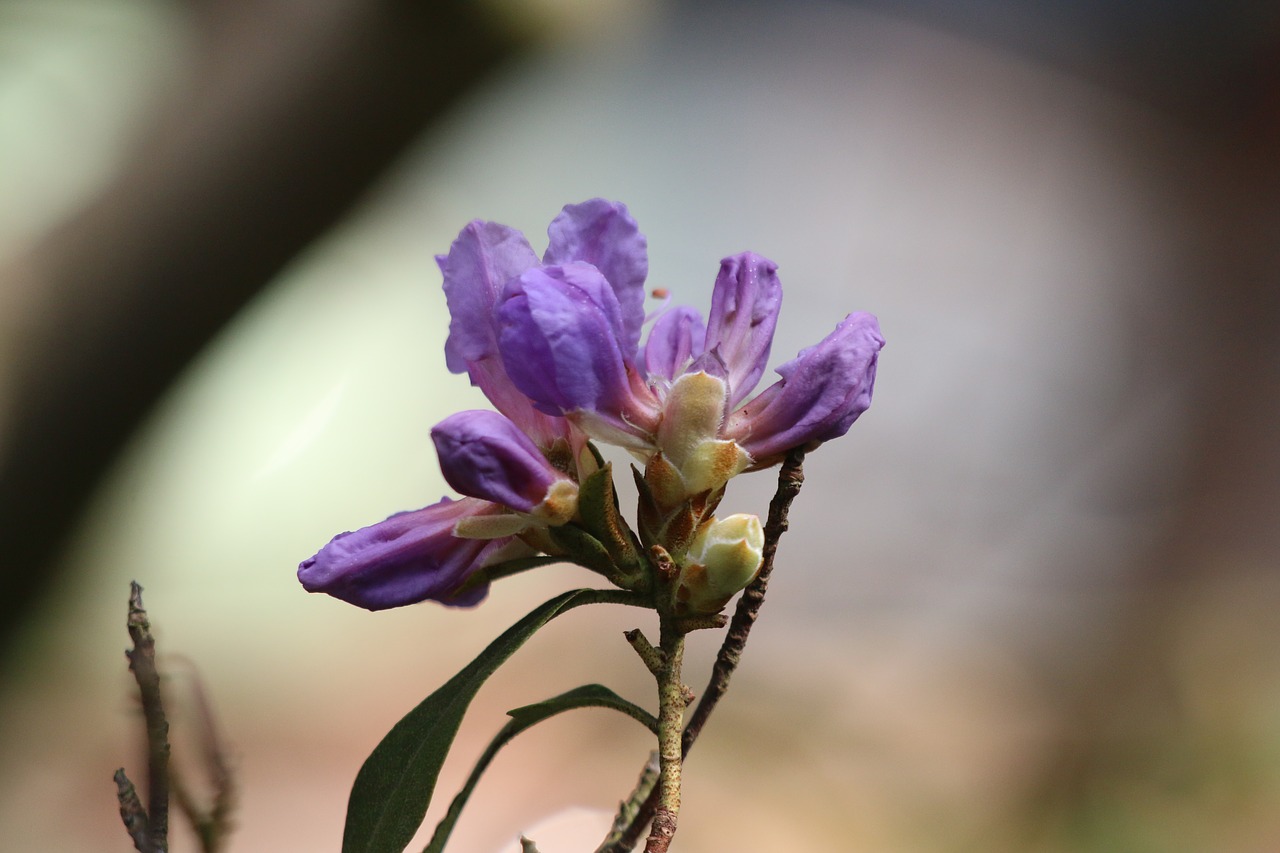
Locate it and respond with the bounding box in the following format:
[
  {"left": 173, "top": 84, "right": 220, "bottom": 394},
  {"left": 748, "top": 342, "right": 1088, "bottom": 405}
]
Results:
[{"left": 2, "top": 1, "right": 1279, "bottom": 850}]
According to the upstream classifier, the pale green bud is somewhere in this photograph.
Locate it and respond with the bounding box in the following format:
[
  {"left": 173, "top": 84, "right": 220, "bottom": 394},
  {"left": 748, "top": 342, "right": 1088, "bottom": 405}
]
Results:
[
  {"left": 674, "top": 513, "right": 765, "bottom": 613},
  {"left": 655, "top": 371, "right": 751, "bottom": 501}
]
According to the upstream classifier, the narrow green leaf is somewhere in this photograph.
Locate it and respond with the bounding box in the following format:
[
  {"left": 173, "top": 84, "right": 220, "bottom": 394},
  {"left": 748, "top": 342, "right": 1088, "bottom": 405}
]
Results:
[
  {"left": 424, "top": 685, "right": 657, "bottom": 853},
  {"left": 578, "top": 463, "right": 642, "bottom": 575},
  {"left": 342, "top": 588, "right": 644, "bottom": 853},
  {"left": 475, "top": 556, "right": 563, "bottom": 583}
]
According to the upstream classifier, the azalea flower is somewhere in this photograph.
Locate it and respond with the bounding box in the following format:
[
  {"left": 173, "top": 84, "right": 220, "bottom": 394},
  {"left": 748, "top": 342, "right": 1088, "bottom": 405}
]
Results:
[
  {"left": 299, "top": 198, "right": 883, "bottom": 612},
  {"left": 482, "top": 201, "right": 883, "bottom": 487}
]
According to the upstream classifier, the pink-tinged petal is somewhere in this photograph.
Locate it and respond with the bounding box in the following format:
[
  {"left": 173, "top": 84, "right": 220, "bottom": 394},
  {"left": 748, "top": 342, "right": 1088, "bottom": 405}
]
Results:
[
  {"left": 441, "top": 220, "right": 539, "bottom": 373},
  {"left": 643, "top": 305, "right": 706, "bottom": 381},
  {"left": 726, "top": 312, "right": 883, "bottom": 464},
  {"left": 543, "top": 199, "right": 648, "bottom": 357},
  {"left": 297, "top": 497, "right": 507, "bottom": 610},
  {"left": 464, "top": 356, "right": 580, "bottom": 452},
  {"left": 704, "top": 253, "right": 782, "bottom": 408},
  {"left": 431, "top": 410, "right": 571, "bottom": 514}
]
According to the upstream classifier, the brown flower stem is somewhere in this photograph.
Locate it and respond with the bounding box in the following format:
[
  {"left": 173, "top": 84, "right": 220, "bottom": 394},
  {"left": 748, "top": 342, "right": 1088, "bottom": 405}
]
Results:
[
  {"left": 599, "top": 448, "right": 807, "bottom": 852},
  {"left": 643, "top": 615, "right": 686, "bottom": 853},
  {"left": 122, "top": 581, "right": 171, "bottom": 853},
  {"left": 680, "top": 447, "right": 805, "bottom": 746}
]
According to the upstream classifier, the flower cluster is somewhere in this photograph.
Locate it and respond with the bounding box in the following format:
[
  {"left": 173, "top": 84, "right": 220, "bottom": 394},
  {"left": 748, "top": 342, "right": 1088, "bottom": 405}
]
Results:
[{"left": 299, "top": 200, "right": 883, "bottom": 613}]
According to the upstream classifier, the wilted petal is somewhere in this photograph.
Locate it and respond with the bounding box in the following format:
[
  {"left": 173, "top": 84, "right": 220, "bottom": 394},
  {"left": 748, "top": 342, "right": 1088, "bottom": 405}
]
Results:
[
  {"left": 643, "top": 305, "right": 706, "bottom": 381},
  {"left": 543, "top": 199, "right": 648, "bottom": 356},
  {"left": 298, "top": 497, "right": 508, "bottom": 610},
  {"left": 431, "top": 409, "right": 578, "bottom": 524},
  {"left": 496, "top": 263, "right": 660, "bottom": 442},
  {"left": 441, "top": 220, "right": 539, "bottom": 373},
  {"left": 726, "top": 312, "right": 883, "bottom": 463},
  {"left": 704, "top": 253, "right": 782, "bottom": 408}
]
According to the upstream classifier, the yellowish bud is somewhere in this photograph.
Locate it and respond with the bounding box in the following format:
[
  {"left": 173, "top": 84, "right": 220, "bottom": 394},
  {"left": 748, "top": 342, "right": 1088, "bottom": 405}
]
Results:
[
  {"left": 675, "top": 513, "right": 765, "bottom": 613},
  {"left": 532, "top": 479, "right": 579, "bottom": 526},
  {"left": 655, "top": 372, "right": 751, "bottom": 499}
]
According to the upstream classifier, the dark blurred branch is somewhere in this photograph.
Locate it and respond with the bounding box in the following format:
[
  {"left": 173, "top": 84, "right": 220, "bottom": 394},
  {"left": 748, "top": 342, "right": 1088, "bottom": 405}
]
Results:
[
  {"left": 169, "top": 656, "right": 236, "bottom": 852},
  {"left": 0, "top": 0, "right": 521, "bottom": 654},
  {"left": 117, "top": 581, "right": 170, "bottom": 853}
]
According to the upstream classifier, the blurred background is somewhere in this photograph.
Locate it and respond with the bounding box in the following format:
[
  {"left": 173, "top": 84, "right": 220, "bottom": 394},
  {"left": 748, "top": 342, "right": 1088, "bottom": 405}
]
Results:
[{"left": 2, "top": 0, "right": 1278, "bottom": 850}]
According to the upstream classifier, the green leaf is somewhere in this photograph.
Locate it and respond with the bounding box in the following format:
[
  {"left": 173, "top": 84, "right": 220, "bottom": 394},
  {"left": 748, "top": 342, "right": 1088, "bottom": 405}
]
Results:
[
  {"left": 342, "top": 588, "right": 644, "bottom": 853},
  {"left": 578, "top": 463, "right": 643, "bottom": 577},
  {"left": 424, "top": 685, "right": 657, "bottom": 853},
  {"left": 475, "top": 556, "right": 564, "bottom": 583}
]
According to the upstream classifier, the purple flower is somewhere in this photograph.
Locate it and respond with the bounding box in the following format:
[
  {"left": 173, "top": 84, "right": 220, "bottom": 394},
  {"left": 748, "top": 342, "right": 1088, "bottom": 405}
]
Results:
[
  {"left": 431, "top": 409, "right": 578, "bottom": 524},
  {"left": 725, "top": 312, "right": 883, "bottom": 464},
  {"left": 300, "top": 198, "right": 886, "bottom": 615},
  {"left": 298, "top": 497, "right": 511, "bottom": 610}
]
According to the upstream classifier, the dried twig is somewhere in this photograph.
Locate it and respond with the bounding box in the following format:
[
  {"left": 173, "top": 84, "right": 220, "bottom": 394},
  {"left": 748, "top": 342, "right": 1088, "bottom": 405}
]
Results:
[{"left": 118, "top": 581, "right": 171, "bottom": 853}]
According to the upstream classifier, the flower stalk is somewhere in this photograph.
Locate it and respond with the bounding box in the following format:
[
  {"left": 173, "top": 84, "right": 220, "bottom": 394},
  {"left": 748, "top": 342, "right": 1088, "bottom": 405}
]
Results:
[
  {"left": 599, "top": 448, "right": 807, "bottom": 852},
  {"left": 645, "top": 615, "right": 687, "bottom": 853}
]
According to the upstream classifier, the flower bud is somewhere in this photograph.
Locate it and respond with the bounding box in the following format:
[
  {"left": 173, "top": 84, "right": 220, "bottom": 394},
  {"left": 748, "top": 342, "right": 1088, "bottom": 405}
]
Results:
[
  {"left": 297, "top": 497, "right": 507, "bottom": 610},
  {"left": 674, "top": 513, "right": 765, "bottom": 614},
  {"left": 431, "top": 409, "right": 578, "bottom": 525},
  {"left": 656, "top": 371, "right": 750, "bottom": 500}
]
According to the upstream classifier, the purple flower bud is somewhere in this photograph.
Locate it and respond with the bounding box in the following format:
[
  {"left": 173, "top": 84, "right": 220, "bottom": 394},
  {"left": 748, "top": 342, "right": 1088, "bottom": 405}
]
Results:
[
  {"left": 431, "top": 410, "right": 577, "bottom": 523},
  {"left": 643, "top": 306, "right": 706, "bottom": 381},
  {"left": 543, "top": 199, "right": 648, "bottom": 357},
  {"left": 298, "top": 497, "right": 508, "bottom": 610},
  {"left": 704, "top": 253, "right": 783, "bottom": 408},
  {"left": 726, "top": 312, "right": 883, "bottom": 463},
  {"left": 496, "top": 263, "right": 660, "bottom": 447}
]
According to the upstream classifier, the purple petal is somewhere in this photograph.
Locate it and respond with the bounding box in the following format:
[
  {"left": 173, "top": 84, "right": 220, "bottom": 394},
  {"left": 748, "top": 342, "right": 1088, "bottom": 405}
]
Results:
[
  {"left": 441, "top": 220, "right": 539, "bottom": 373},
  {"left": 495, "top": 263, "right": 634, "bottom": 416},
  {"left": 298, "top": 497, "right": 505, "bottom": 610},
  {"left": 543, "top": 199, "right": 648, "bottom": 357},
  {"left": 643, "top": 305, "right": 706, "bottom": 381},
  {"left": 431, "top": 410, "right": 565, "bottom": 513},
  {"left": 704, "top": 253, "right": 782, "bottom": 408},
  {"left": 726, "top": 312, "right": 883, "bottom": 463}
]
